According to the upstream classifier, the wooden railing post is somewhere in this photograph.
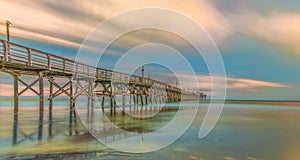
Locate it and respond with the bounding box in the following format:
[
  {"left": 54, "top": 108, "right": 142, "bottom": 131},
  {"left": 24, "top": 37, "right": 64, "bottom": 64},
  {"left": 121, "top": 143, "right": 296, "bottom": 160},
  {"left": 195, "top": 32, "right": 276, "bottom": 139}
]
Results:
[
  {"left": 27, "top": 48, "right": 32, "bottom": 66},
  {"left": 63, "top": 59, "right": 66, "bottom": 74},
  {"left": 96, "top": 68, "right": 99, "bottom": 79},
  {"left": 4, "top": 41, "right": 9, "bottom": 61},
  {"left": 47, "top": 54, "right": 51, "bottom": 70}
]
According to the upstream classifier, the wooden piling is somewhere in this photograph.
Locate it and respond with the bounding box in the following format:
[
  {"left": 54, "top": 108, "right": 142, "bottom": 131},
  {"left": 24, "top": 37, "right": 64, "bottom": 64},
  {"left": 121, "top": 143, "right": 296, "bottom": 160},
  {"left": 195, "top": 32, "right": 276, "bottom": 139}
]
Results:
[
  {"left": 145, "top": 96, "right": 148, "bottom": 105},
  {"left": 13, "top": 75, "right": 18, "bottom": 113},
  {"left": 70, "top": 77, "right": 74, "bottom": 110},
  {"left": 38, "top": 112, "right": 43, "bottom": 141},
  {"left": 49, "top": 77, "right": 53, "bottom": 112},
  {"left": 39, "top": 73, "right": 44, "bottom": 112},
  {"left": 122, "top": 94, "right": 125, "bottom": 112},
  {"left": 102, "top": 96, "right": 105, "bottom": 106},
  {"left": 110, "top": 95, "right": 113, "bottom": 116},
  {"left": 48, "top": 108, "right": 53, "bottom": 140},
  {"left": 113, "top": 97, "right": 116, "bottom": 114},
  {"left": 140, "top": 95, "right": 144, "bottom": 106},
  {"left": 12, "top": 113, "right": 18, "bottom": 145},
  {"left": 133, "top": 95, "right": 136, "bottom": 105}
]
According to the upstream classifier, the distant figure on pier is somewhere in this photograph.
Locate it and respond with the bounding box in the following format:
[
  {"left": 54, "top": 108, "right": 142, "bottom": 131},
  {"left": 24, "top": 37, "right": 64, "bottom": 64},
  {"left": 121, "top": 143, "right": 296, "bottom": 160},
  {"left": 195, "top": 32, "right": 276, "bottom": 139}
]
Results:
[{"left": 200, "top": 92, "right": 207, "bottom": 100}]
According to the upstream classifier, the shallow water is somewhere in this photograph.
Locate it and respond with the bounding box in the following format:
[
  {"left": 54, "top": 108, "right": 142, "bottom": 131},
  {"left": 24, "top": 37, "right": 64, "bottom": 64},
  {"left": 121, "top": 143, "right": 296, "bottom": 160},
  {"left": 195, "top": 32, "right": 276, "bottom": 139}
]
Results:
[{"left": 0, "top": 98, "right": 300, "bottom": 160}]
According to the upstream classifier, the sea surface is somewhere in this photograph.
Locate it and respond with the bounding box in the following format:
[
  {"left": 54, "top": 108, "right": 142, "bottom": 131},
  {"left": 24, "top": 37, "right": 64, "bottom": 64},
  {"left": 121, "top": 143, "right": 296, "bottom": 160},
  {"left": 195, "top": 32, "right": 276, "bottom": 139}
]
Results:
[{"left": 0, "top": 98, "right": 300, "bottom": 160}]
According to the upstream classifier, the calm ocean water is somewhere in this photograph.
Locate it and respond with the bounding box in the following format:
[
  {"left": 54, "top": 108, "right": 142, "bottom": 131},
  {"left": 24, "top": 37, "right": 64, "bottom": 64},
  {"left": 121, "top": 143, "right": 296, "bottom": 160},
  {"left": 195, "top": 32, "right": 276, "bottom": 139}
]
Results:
[{"left": 0, "top": 98, "right": 300, "bottom": 160}]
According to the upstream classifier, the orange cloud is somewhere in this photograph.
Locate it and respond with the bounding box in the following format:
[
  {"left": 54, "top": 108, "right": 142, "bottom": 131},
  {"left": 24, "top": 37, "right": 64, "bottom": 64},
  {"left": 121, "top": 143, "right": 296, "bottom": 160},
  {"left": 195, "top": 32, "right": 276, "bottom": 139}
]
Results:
[{"left": 0, "top": 0, "right": 231, "bottom": 49}]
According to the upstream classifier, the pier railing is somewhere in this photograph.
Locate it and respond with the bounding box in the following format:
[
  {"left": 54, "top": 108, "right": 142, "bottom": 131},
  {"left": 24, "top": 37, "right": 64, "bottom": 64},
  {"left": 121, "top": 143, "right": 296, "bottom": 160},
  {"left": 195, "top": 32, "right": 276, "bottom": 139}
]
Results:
[{"left": 0, "top": 40, "right": 181, "bottom": 92}]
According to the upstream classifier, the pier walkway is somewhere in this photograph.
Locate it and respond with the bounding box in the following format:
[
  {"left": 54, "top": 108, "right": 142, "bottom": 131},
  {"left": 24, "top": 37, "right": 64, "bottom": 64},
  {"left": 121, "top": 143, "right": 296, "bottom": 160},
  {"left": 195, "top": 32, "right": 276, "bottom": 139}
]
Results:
[{"left": 0, "top": 39, "right": 184, "bottom": 113}]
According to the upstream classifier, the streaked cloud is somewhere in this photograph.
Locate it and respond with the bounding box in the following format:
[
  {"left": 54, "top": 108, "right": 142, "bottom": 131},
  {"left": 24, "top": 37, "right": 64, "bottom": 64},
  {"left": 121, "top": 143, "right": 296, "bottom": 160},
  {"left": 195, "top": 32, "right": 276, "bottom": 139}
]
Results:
[
  {"left": 1, "top": 0, "right": 299, "bottom": 56},
  {"left": 174, "top": 73, "right": 291, "bottom": 90},
  {"left": 226, "top": 77, "right": 290, "bottom": 89},
  {"left": 231, "top": 8, "right": 300, "bottom": 54},
  {"left": 0, "top": 0, "right": 231, "bottom": 49},
  {"left": 146, "top": 72, "right": 292, "bottom": 98}
]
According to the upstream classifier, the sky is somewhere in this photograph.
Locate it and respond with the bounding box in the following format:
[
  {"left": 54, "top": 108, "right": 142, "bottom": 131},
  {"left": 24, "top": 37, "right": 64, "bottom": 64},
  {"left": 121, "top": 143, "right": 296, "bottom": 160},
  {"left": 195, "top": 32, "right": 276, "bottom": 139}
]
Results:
[{"left": 0, "top": 0, "right": 299, "bottom": 100}]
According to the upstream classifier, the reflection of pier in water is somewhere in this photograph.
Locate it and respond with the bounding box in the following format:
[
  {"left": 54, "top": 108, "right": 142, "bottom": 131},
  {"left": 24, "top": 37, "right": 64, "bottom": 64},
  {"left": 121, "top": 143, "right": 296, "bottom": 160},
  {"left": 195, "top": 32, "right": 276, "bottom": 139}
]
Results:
[
  {"left": 12, "top": 110, "right": 82, "bottom": 146},
  {"left": 11, "top": 103, "right": 178, "bottom": 146},
  {"left": 88, "top": 103, "right": 179, "bottom": 143}
]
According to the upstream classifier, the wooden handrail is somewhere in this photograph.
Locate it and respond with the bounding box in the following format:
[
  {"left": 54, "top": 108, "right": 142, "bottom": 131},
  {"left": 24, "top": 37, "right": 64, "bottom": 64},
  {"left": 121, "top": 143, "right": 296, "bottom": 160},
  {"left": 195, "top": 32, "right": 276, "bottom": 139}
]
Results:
[{"left": 0, "top": 39, "right": 181, "bottom": 92}]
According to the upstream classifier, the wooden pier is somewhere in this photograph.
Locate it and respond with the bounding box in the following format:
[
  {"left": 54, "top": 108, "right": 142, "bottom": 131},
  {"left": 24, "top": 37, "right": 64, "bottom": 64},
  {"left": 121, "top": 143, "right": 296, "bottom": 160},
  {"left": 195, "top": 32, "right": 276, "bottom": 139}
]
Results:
[{"left": 0, "top": 39, "right": 184, "bottom": 113}]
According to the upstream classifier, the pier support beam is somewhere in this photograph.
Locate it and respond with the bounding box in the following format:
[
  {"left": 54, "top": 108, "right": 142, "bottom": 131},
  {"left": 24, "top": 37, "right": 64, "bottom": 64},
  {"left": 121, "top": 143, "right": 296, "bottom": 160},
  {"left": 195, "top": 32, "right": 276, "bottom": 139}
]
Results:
[
  {"left": 140, "top": 95, "right": 144, "bottom": 106},
  {"left": 70, "top": 77, "right": 74, "bottom": 110},
  {"left": 48, "top": 77, "right": 75, "bottom": 111},
  {"left": 48, "top": 77, "right": 53, "bottom": 112},
  {"left": 38, "top": 112, "right": 44, "bottom": 141},
  {"left": 39, "top": 73, "right": 44, "bottom": 112},
  {"left": 91, "top": 82, "right": 95, "bottom": 109},
  {"left": 149, "top": 95, "right": 152, "bottom": 104},
  {"left": 73, "top": 78, "right": 94, "bottom": 110},
  {"left": 48, "top": 109, "right": 53, "bottom": 140},
  {"left": 129, "top": 95, "right": 132, "bottom": 106},
  {"left": 122, "top": 94, "right": 125, "bottom": 112},
  {"left": 145, "top": 95, "right": 148, "bottom": 105},
  {"left": 13, "top": 75, "right": 18, "bottom": 113},
  {"left": 11, "top": 73, "right": 46, "bottom": 113},
  {"left": 110, "top": 95, "right": 114, "bottom": 116},
  {"left": 102, "top": 96, "right": 105, "bottom": 111},
  {"left": 12, "top": 113, "right": 18, "bottom": 145}
]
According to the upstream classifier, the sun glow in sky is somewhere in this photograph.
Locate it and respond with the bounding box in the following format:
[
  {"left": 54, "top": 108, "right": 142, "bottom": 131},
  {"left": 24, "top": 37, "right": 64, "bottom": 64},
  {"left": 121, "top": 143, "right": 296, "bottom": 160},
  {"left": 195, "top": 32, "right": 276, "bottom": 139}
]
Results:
[{"left": 0, "top": 0, "right": 299, "bottom": 100}]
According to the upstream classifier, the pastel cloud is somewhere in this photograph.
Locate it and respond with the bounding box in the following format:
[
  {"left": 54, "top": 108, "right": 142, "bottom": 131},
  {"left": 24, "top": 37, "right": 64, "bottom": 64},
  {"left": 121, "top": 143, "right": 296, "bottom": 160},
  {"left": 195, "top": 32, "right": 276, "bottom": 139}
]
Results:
[
  {"left": 0, "top": 0, "right": 94, "bottom": 48},
  {"left": 170, "top": 73, "right": 292, "bottom": 97},
  {"left": 226, "top": 77, "right": 290, "bottom": 89},
  {"left": 231, "top": 9, "right": 300, "bottom": 54},
  {"left": 0, "top": 0, "right": 231, "bottom": 49}
]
